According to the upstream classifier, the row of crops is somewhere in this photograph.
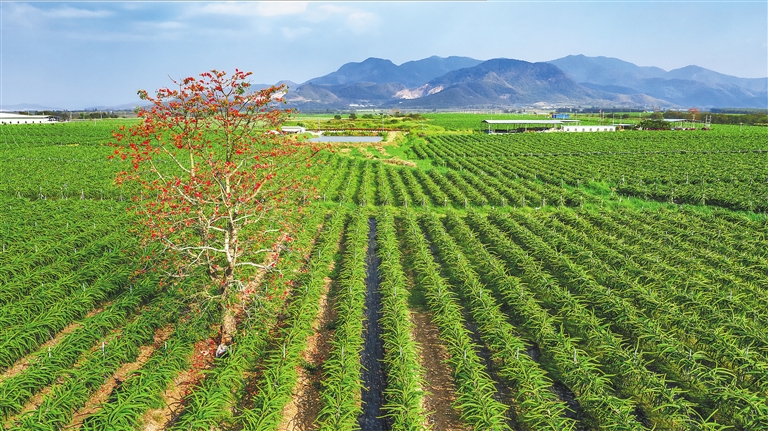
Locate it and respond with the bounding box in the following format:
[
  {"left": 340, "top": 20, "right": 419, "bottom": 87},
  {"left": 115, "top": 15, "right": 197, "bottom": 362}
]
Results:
[
  {"left": 4, "top": 198, "right": 766, "bottom": 429},
  {"left": 0, "top": 121, "right": 124, "bottom": 148},
  {"left": 0, "top": 196, "right": 195, "bottom": 428},
  {"left": 420, "top": 128, "right": 768, "bottom": 155},
  {"left": 309, "top": 154, "right": 599, "bottom": 209},
  {"left": 2, "top": 119, "right": 767, "bottom": 430},
  {"left": 0, "top": 145, "right": 597, "bottom": 210},
  {"left": 416, "top": 131, "right": 768, "bottom": 212},
  {"left": 5, "top": 122, "right": 767, "bottom": 214}
]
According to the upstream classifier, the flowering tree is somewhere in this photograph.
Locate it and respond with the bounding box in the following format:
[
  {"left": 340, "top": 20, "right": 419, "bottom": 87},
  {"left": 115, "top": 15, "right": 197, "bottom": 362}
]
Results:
[{"left": 111, "top": 69, "right": 314, "bottom": 355}]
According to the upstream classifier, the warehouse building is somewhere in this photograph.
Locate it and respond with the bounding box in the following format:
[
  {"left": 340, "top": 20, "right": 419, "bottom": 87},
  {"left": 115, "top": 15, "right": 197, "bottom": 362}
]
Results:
[
  {"left": 482, "top": 119, "right": 580, "bottom": 133},
  {"left": 280, "top": 126, "right": 306, "bottom": 134},
  {"left": 0, "top": 113, "right": 57, "bottom": 124}
]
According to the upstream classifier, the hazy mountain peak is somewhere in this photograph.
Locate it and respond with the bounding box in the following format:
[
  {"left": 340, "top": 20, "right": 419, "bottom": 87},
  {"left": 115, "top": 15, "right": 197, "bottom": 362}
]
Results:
[
  {"left": 549, "top": 54, "right": 767, "bottom": 107},
  {"left": 305, "top": 55, "right": 482, "bottom": 88},
  {"left": 277, "top": 54, "right": 768, "bottom": 110}
]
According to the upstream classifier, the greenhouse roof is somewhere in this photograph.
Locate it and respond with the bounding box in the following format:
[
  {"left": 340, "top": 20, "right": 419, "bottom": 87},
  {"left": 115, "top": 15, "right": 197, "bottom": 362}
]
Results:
[{"left": 482, "top": 119, "right": 579, "bottom": 124}]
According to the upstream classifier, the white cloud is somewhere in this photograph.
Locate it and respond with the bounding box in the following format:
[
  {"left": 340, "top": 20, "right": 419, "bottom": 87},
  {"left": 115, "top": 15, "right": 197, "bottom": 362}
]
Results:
[
  {"left": 148, "top": 21, "right": 186, "bottom": 31},
  {"left": 311, "top": 4, "right": 378, "bottom": 33},
  {"left": 256, "top": 2, "right": 307, "bottom": 17},
  {"left": 309, "top": 4, "right": 346, "bottom": 23},
  {"left": 46, "top": 6, "right": 113, "bottom": 19},
  {"left": 195, "top": 3, "right": 255, "bottom": 16},
  {"left": 2, "top": 3, "right": 112, "bottom": 29},
  {"left": 346, "top": 10, "right": 377, "bottom": 34},
  {"left": 195, "top": 2, "right": 307, "bottom": 17},
  {"left": 281, "top": 26, "right": 312, "bottom": 40},
  {"left": 2, "top": 3, "right": 39, "bottom": 28}
]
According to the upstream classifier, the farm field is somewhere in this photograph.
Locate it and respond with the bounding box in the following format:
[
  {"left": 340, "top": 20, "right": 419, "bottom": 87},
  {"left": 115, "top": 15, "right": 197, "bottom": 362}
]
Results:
[{"left": 1, "top": 119, "right": 768, "bottom": 430}]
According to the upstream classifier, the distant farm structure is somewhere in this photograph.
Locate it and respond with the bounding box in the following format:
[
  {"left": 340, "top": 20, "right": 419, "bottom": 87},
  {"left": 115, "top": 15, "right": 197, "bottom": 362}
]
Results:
[
  {"left": 482, "top": 119, "right": 582, "bottom": 134},
  {"left": 0, "top": 113, "right": 58, "bottom": 124},
  {"left": 281, "top": 126, "right": 307, "bottom": 134},
  {"left": 562, "top": 125, "right": 616, "bottom": 132}
]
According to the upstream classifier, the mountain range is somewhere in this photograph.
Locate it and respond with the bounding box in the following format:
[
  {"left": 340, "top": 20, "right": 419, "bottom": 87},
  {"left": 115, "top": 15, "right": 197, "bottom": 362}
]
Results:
[
  {"left": 281, "top": 54, "right": 767, "bottom": 110},
  {"left": 5, "top": 55, "right": 765, "bottom": 112}
]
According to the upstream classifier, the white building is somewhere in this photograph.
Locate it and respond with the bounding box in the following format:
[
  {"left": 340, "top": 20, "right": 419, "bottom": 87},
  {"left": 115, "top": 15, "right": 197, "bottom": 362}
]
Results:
[
  {"left": 281, "top": 126, "right": 306, "bottom": 134},
  {"left": 0, "top": 113, "right": 57, "bottom": 124},
  {"left": 562, "top": 125, "right": 616, "bottom": 133}
]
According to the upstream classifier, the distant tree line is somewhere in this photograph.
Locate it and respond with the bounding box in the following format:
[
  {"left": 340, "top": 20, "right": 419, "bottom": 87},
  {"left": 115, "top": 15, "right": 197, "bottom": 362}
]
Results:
[
  {"left": 710, "top": 108, "right": 768, "bottom": 115},
  {"left": 636, "top": 119, "right": 672, "bottom": 130},
  {"left": 573, "top": 108, "right": 647, "bottom": 114},
  {"left": 78, "top": 112, "right": 121, "bottom": 119},
  {"left": 17, "top": 110, "right": 62, "bottom": 116},
  {"left": 15, "top": 110, "right": 122, "bottom": 120},
  {"left": 652, "top": 110, "right": 768, "bottom": 125}
]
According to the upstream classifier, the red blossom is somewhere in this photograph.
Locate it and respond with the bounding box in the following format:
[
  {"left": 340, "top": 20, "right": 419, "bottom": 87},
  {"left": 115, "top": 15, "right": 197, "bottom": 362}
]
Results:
[{"left": 107, "top": 67, "right": 317, "bottom": 347}]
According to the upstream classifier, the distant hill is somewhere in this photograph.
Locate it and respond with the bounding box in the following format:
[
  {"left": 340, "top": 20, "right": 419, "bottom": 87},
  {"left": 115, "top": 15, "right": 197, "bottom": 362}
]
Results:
[
  {"left": 284, "top": 56, "right": 671, "bottom": 110},
  {"left": 547, "top": 55, "right": 667, "bottom": 85},
  {"left": 549, "top": 55, "right": 768, "bottom": 108},
  {"left": 83, "top": 102, "right": 145, "bottom": 111},
  {"left": 305, "top": 56, "right": 482, "bottom": 88},
  {"left": 11, "top": 55, "right": 766, "bottom": 111},
  {"left": 398, "top": 58, "right": 598, "bottom": 107},
  {"left": 666, "top": 65, "right": 766, "bottom": 93},
  {"left": 0, "top": 103, "right": 63, "bottom": 112}
]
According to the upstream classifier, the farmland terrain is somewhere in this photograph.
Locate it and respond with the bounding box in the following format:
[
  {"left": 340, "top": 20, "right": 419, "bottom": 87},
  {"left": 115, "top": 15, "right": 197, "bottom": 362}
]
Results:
[{"left": 1, "top": 117, "right": 767, "bottom": 430}]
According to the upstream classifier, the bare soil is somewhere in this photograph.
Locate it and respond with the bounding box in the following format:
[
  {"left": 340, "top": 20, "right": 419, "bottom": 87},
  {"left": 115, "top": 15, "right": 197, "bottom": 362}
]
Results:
[
  {"left": 65, "top": 325, "right": 175, "bottom": 430},
  {"left": 277, "top": 219, "right": 339, "bottom": 431},
  {"left": 276, "top": 273, "right": 336, "bottom": 431},
  {"left": 141, "top": 337, "right": 218, "bottom": 431},
  {"left": 319, "top": 133, "right": 416, "bottom": 168},
  {"left": 3, "top": 383, "right": 53, "bottom": 429},
  {"left": 141, "top": 237, "right": 289, "bottom": 431},
  {"left": 382, "top": 158, "right": 418, "bottom": 168},
  {"left": 1, "top": 302, "right": 110, "bottom": 382},
  {"left": 411, "top": 311, "right": 470, "bottom": 431}
]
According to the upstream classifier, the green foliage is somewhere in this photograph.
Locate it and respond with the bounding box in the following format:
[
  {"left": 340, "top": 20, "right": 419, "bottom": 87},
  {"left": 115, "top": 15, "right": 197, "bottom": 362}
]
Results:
[
  {"left": 637, "top": 119, "right": 672, "bottom": 130},
  {"left": 317, "top": 212, "right": 369, "bottom": 431},
  {"left": 169, "top": 208, "right": 329, "bottom": 430},
  {"left": 3, "top": 112, "right": 768, "bottom": 430},
  {"left": 401, "top": 210, "right": 511, "bottom": 430},
  {"left": 375, "top": 210, "right": 429, "bottom": 429}
]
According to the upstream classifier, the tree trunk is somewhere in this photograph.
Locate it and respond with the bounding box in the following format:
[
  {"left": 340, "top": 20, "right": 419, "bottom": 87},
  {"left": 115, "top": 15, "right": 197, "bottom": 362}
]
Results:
[
  {"left": 217, "top": 270, "right": 237, "bottom": 357},
  {"left": 220, "top": 303, "right": 237, "bottom": 345},
  {"left": 217, "top": 203, "right": 237, "bottom": 358}
]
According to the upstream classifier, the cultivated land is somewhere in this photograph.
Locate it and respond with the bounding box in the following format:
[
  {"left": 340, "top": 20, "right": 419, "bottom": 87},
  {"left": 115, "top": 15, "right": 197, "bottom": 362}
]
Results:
[{"left": 1, "top": 116, "right": 767, "bottom": 430}]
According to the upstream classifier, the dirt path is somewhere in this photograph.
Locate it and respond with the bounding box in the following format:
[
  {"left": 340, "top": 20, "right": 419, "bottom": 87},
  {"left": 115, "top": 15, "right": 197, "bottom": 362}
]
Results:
[
  {"left": 142, "top": 222, "right": 328, "bottom": 430},
  {"left": 1, "top": 302, "right": 110, "bottom": 382},
  {"left": 276, "top": 273, "right": 336, "bottom": 431},
  {"left": 277, "top": 219, "right": 340, "bottom": 431},
  {"left": 2, "top": 303, "right": 119, "bottom": 429},
  {"left": 140, "top": 337, "right": 218, "bottom": 431},
  {"left": 141, "top": 238, "right": 289, "bottom": 431},
  {"left": 65, "top": 325, "right": 175, "bottom": 430},
  {"left": 3, "top": 384, "right": 53, "bottom": 429},
  {"left": 411, "top": 311, "right": 470, "bottom": 431}
]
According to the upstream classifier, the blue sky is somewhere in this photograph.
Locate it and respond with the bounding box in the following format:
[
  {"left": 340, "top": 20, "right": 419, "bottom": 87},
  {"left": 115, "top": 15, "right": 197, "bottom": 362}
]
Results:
[{"left": 1, "top": 1, "right": 766, "bottom": 109}]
